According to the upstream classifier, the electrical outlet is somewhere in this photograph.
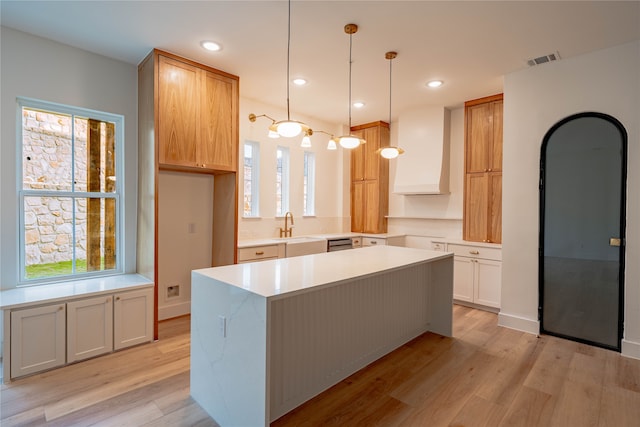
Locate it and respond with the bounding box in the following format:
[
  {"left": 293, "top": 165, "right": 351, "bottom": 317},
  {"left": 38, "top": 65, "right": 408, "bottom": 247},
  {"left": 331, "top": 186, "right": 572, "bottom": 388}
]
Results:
[
  {"left": 219, "top": 315, "right": 227, "bottom": 338},
  {"left": 167, "top": 285, "right": 180, "bottom": 298}
]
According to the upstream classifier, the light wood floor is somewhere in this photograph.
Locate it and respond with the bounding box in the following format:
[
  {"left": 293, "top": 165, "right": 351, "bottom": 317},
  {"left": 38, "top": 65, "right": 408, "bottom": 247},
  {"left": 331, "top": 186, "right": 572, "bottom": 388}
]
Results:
[{"left": 2, "top": 305, "right": 639, "bottom": 426}]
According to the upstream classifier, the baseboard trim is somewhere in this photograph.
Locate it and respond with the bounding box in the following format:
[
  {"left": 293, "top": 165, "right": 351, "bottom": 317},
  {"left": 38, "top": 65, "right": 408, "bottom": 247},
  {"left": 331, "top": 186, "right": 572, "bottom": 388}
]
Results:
[
  {"left": 622, "top": 339, "right": 640, "bottom": 360},
  {"left": 498, "top": 312, "right": 540, "bottom": 336},
  {"left": 159, "top": 301, "right": 191, "bottom": 320}
]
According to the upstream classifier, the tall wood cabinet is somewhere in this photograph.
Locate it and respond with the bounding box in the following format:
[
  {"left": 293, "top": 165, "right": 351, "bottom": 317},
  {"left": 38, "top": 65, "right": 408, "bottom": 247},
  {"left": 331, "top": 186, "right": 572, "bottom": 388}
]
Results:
[
  {"left": 350, "top": 121, "right": 389, "bottom": 234},
  {"left": 138, "top": 49, "right": 239, "bottom": 338},
  {"left": 463, "top": 94, "right": 503, "bottom": 244}
]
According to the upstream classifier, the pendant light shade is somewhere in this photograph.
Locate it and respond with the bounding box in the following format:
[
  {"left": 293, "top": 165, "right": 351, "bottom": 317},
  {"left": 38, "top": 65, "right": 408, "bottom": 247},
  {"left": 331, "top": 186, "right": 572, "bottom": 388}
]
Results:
[
  {"left": 339, "top": 136, "right": 362, "bottom": 149},
  {"left": 377, "top": 51, "right": 405, "bottom": 159},
  {"left": 248, "top": 0, "right": 311, "bottom": 139},
  {"left": 300, "top": 132, "right": 312, "bottom": 148},
  {"left": 335, "top": 23, "right": 365, "bottom": 149}
]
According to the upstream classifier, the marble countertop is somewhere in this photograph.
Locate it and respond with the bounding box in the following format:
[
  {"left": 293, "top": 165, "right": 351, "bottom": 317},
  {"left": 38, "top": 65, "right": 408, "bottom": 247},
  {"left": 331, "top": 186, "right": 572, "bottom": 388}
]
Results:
[
  {"left": 0, "top": 274, "right": 153, "bottom": 309},
  {"left": 193, "top": 245, "right": 452, "bottom": 299}
]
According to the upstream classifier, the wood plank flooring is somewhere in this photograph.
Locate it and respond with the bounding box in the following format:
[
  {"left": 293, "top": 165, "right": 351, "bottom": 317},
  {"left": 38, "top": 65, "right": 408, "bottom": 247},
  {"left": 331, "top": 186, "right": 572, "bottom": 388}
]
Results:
[{"left": 2, "top": 305, "right": 639, "bottom": 426}]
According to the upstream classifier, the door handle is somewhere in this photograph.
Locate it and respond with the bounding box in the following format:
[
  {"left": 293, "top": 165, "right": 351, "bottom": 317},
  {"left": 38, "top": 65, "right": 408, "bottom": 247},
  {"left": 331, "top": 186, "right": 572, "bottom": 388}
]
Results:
[{"left": 609, "top": 237, "right": 621, "bottom": 247}]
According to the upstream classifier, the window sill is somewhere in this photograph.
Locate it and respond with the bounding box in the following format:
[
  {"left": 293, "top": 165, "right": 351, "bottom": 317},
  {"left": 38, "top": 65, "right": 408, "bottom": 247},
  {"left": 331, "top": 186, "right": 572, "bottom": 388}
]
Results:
[{"left": 0, "top": 274, "right": 153, "bottom": 310}]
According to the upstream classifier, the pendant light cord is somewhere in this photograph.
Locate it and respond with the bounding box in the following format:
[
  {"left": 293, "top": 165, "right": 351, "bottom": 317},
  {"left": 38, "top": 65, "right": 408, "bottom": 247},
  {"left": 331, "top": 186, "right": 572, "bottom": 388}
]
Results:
[
  {"left": 286, "top": 0, "right": 292, "bottom": 121},
  {"left": 388, "top": 55, "right": 392, "bottom": 125},
  {"left": 348, "top": 31, "right": 353, "bottom": 130}
]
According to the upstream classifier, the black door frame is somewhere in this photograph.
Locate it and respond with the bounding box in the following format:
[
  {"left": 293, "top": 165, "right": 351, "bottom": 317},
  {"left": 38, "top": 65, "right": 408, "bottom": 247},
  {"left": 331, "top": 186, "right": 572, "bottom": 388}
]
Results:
[{"left": 538, "top": 112, "right": 627, "bottom": 351}]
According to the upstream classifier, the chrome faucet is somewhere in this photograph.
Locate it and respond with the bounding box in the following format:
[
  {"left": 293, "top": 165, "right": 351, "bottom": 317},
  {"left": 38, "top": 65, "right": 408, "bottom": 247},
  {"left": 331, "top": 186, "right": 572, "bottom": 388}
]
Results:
[{"left": 280, "top": 211, "right": 294, "bottom": 237}]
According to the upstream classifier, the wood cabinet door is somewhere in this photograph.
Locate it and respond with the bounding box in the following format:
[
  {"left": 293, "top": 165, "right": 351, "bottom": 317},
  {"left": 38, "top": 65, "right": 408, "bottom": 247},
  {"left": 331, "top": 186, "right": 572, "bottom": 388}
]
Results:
[
  {"left": 350, "top": 129, "right": 365, "bottom": 181},
  {"left": 465, "top": 103, "right": 491, "bottom": 173},
  {"left": 200, "top": 70, "right": 238, "bottom": 171},
  {"left": 363, "top": 126, "right": 381, "bottom": 181},
  {"left": 464, "top": 173, "right": 489, "bottom": 242},
  {"left": 490, "top": 100, "right": 503, "bottom": 172},
  {"left": 488, "top": 172, "right": 502, "bottom": 243},
  {"left": 114, "top": 288, "right": 154, "bottom": 350},
  {"left": 67, "top": 295, "right": 113, "bottom": 363},
  {"left": 158, "top": 55, "right": 199, "bottom": 167},
  {"left": 11, "top": 303, "right": 66, "bottom": 378},
  {"left": 363, "top": 180, "right": 383, "bottom": 233},
  {"left": 351, "top": 180, "right": 364, "bottom": 232}
]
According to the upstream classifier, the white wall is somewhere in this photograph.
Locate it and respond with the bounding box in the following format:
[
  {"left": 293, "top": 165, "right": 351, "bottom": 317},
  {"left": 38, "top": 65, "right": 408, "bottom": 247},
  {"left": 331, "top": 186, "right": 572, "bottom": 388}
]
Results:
[
  {"left": 238, "top": 98, "right": 349, "bottom": 239},
  {"left": 0, "top": 27, "right": 139, "bottom": 289},
  {"left": 501, "top": 41, "right": 640, "bottom": 358},
  {"left": 158, "top": 171, "right": 214, "bottom": 319},
  {"left": 388, "top": 106, "right": 465, "bottom": 245}
]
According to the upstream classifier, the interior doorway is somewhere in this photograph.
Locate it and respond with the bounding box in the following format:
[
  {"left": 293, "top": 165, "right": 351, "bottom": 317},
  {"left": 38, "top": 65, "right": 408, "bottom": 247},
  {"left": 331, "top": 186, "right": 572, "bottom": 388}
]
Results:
[{"left": 539, "top": 112, "right": 627, "bottom": 351}]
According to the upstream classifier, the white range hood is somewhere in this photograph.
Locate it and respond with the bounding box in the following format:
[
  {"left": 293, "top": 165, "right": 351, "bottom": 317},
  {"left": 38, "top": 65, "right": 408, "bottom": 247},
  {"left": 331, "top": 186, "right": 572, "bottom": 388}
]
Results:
[{"left": 393, "top": 107, "right": 451, "bottom": 195}]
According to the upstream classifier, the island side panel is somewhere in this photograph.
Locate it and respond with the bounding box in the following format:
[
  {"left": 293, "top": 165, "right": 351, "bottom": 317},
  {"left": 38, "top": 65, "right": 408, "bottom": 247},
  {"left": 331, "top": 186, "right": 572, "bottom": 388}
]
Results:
[
  {"left": 268, "top": 260, "right": 443, "bottom": 421},
  {"left": 428, "top": 256, "right": 454, "bottom": 337},
  {"left": 191, "top": 271, "right": 268, "bottom": 427}
]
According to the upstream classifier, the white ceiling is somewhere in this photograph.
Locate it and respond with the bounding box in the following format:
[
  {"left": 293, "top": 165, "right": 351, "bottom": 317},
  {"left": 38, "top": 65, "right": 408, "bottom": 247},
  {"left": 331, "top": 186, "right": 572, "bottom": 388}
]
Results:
[{"left": 2, "top": 1, "right": 639, "bottom": 126}]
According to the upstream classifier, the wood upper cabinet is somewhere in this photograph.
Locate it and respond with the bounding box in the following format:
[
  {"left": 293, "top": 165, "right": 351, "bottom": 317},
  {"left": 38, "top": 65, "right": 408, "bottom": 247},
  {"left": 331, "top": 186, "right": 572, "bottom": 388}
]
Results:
[
  {"left": 157, "top": 51, "right": 238, "bottom": 172},
  {"left": 465, "top": 95, "right": 503, "bottom": 173},
  {"left": 350, "top": 121, "right": 389, "bottom": 234},
  {"left": 464, "top": 94, "right": 503, "bottom": 244}
]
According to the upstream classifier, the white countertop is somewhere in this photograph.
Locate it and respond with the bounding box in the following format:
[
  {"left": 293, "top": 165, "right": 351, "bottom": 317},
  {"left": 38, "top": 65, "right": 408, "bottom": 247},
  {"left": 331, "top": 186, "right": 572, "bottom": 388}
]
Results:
[
  {"left": 193, "top": 245, "right": 452, "bottom": 299},
  {"left": 0, "top": 274, "right": 153, "bottom": 309},
  {"left": 237, "top": 233, "right": 405, "bottom": 249},
  {"left": 431, "top": 237, "right": 502, "bottom": 249}
]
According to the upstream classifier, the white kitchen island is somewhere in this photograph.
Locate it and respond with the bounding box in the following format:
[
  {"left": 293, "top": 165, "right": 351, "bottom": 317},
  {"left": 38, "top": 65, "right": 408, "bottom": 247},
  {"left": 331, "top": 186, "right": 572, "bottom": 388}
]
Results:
[{"left": 190, "top": 246, "right": 453, "bottom": 427}]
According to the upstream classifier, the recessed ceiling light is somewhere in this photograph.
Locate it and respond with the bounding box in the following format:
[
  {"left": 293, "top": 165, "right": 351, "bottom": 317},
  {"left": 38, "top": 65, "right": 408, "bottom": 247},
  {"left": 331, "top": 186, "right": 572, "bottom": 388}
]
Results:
[
  {"left": 201, "top": 40, "right": 222, "bottom": 52},
  {"left": 353, "top": 101, "right": 365, "bottom": 108},
  {"left": 427, "top": 80, "right": 443, "bottom": 88},
  {"left": 292, "top": 78, "right": 307, "bottom": 86}
]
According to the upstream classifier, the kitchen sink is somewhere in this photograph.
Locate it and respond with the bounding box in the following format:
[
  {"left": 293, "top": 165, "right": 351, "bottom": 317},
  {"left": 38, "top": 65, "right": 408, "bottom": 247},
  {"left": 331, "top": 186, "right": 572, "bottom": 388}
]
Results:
[{"left": 275, "top": 236, "right": 327, "bottom": 258}]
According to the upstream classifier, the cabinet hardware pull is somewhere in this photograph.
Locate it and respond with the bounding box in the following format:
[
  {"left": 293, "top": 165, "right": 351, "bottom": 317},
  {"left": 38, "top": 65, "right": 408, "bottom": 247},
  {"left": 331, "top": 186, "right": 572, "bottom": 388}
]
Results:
[
  {"left": 469, "top": 250, "right": 480, "bottom": 255},
  {"left": 255, "top": 251, "right": 264, "bottom": 255},
  {"left": 58, "top": 306, "right": 64, "bottom": 311},
  {"left": 116, "top": 296, "right": 121, "bottom": 301},
  {"left": 371, "top": 241, "right": 377, "bottom": 245}
]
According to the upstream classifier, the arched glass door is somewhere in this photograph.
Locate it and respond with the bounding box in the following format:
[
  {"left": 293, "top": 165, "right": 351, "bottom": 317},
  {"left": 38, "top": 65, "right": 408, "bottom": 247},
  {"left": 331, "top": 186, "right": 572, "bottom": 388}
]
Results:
[{"left": 539, "top": 112, "right": 627, "bottom": 351}]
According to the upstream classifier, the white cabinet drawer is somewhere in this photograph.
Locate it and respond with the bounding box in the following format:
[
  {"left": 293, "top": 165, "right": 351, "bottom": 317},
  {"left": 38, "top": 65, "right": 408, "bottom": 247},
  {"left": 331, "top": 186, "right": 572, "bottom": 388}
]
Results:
[
  {"left": 448, "top": 244, "right": 501, "bottom": 261},
  {"left": 362, "top": 237, "right": 386, "bottom": 247},
  {"left": 238, "top": 245, "right": 279, "bottom": 262},
  {"left": 431, "top": 241, "right": 446, "bottom": 252}
]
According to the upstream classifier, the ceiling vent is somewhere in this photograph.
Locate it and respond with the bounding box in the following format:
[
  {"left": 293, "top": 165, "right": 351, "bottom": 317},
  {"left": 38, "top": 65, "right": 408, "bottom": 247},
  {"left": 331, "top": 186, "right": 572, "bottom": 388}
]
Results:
[{"left": 527, "top": 51, "right": 561, "bottom": 67}]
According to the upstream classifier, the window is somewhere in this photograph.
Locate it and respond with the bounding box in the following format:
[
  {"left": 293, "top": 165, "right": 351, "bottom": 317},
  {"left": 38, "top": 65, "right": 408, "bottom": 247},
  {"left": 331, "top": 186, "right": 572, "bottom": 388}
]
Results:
[
  {"left": 18, "top": 98, "right": 123, "bottom": 283},
  {"left": 303, "top": 151, "right": 316, "bottom": 216},
  {"left": 243, "top": 141, "right": 260, "bottom": 217},
  {"left": 276, "top": 146, "right": 290, "bottom": 216}
]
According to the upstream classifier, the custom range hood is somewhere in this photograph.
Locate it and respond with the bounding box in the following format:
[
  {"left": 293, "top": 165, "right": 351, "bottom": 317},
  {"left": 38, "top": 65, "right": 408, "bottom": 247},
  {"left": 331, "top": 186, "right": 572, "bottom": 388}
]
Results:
[{"left": 393, "top": 107, "right": 451, "bottom": 195}]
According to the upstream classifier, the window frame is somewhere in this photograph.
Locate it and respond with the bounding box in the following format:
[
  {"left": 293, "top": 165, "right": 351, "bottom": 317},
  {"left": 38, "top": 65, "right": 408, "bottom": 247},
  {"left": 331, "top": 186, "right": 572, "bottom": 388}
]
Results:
[
  {"left": 243, "top": 140, "right": 260, "bottom": 218},
  {"left": 276, "top": 145, "right": 290, "bottom": 216},
  {"left": 17, "top": 97, "right": 125, "bottom": 285},
  {"left": 303, "top": 151, "right": 316, "bottom": 216}
]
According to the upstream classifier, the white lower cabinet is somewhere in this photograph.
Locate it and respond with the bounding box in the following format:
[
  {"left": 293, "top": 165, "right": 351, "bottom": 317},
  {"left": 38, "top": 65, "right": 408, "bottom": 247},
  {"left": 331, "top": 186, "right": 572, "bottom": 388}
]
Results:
[
  {"left": 67, "top": 295, "right": 114, "bottom": 363},
  {"left": 435, "top": 241, "right": 502, "bottom": 309},
  {"left": 114, "top": 288, "right": 154, "bottom": 350},
  {"left": 237, "top": 244, "right": 283, "bottom": 263},
  {"left": 10, "top": 303, "right": 66, "bottom": 379},
  {"left": 8, "top": 286, "right": 153, "bottom": 380}
]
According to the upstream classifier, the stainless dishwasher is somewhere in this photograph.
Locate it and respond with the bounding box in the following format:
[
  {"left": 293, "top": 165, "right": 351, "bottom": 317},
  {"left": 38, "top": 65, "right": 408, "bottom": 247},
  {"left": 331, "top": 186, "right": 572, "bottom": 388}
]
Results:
[{"left": 327, "top": 237, "right": 353, "bottom": 252}]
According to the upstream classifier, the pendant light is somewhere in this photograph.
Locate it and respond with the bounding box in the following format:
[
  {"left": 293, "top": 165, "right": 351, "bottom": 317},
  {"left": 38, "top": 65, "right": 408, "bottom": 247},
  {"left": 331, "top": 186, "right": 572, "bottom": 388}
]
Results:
[
  {"left": 377, "top": 51, "right": 405, "bottom": 159},
  {"left": 248, "top": 0, "right": 311, "bottom": 139},
  {"left": 335, "top": 23, "right": 365, "bottom": 149}
]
